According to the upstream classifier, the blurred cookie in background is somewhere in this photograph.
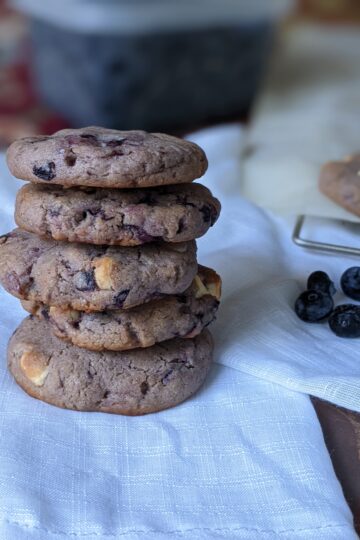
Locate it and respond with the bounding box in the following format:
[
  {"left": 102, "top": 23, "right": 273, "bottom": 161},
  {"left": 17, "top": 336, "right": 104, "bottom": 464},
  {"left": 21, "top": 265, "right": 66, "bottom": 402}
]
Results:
[{"left": 297, "top": 0, "right": 360, "bottom": 22}]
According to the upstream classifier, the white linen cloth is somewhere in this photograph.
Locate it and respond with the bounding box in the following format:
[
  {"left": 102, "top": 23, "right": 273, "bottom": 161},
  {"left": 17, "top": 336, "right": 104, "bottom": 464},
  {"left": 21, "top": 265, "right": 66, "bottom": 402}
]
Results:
[
  {"left": 190, "top": 126, "right": 360, "bottom": 413},
  {"left": 0, "top": 134, "right": 358, "bottom": 539}
]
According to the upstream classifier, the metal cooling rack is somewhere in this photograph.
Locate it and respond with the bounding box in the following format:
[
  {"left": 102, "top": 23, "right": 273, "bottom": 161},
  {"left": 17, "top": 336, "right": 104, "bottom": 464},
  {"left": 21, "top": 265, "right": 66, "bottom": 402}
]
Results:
[{"left": 292, "top": 215, "right": 360, "bottom": 257}]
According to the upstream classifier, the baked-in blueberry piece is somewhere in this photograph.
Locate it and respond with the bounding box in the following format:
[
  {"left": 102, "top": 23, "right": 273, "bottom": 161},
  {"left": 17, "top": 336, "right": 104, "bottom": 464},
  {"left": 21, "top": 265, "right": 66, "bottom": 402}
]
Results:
[
  {"left": 74, "top": 271, "right": 96, "bottom": 291},
  {"left": 341, "top": 267, "right": 360, "bottom": 300},
  {"left": 32, "top": 162, "right": 56, "bottom": 181},
  {"left": 295, "top": 290, "right": 334, "bottom": 322},
  {"left": 329, "top": 304, "right": 360, "bottom": 338},
  {"left": 307, "top": 271, "right": 336, "bottom": 296}
]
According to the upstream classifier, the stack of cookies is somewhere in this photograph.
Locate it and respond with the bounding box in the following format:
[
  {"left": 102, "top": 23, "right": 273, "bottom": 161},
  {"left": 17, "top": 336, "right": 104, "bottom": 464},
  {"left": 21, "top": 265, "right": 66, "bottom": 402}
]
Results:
[{"left": 0, "top": 127, "right": 221, "bottom": 415}]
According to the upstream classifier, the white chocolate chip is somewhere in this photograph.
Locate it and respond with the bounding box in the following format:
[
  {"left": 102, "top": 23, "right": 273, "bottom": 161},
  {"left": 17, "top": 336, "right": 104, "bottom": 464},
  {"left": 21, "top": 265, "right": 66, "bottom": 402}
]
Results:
[
  {"left": 205, "top": 281, "right": 221, "bottom": 300},
  {"left": 20, "top": 350, "right": 49, "bottom": 386},
  {"left": 194, "top": 275, "right": 209, "bottom": 298},
  {"left": 50, "top": 306, "right": 80, "bottom": 323},
  {"left": 93, "top": 257, "right": 115, "bottom": 290},
  {"left": 67, "top": 310, "right": 81, "bottom": 323},
  {"left": 194, "top": 274, "right": 221, "bottom": 301}
]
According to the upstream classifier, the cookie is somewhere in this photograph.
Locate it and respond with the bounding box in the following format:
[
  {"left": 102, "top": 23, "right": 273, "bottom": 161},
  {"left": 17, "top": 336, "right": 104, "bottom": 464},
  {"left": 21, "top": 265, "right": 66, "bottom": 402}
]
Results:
[
  {"left": 319, "top": 154, "right": 360, "bottom": 217},
  {"left": 7, "top": 127, "right": 208, "bottom": 189},
  {"left": 8, "top": 317, "right": 213, "bottom": 415},
  {"left": 15, "top": 182, "right": 220, "bottom": 245},
  {"left": 22, "top": 266, "right": 221, "bottom": 351},
  {"left": 0, "top": 229, "right": 197, "bottom": 311}
]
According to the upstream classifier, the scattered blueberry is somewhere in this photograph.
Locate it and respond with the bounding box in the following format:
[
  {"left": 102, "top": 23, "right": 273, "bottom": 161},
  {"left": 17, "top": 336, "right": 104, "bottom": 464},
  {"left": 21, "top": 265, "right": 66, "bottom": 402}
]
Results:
[
  {"left": 294, "top": 290, "right": 334, "bottom": 322},
  {"left": 328, "top": 304, "right": 360, "bottom": 338},
  {"left": 307, "top": 271, "right": 336, "bottom": 296},
  {"left": 341, "top": 267, "right": 360, "bottom": 300}
]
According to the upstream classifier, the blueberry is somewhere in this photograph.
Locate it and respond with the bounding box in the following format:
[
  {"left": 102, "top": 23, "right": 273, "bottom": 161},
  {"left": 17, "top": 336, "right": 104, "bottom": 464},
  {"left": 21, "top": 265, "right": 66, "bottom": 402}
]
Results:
[
  {"left": 200, "top": 205, "right": 218, "bottom": 225},
  {"left": 328, "top": 304, "right": 360, "bottom": 338},
  {"left": 341, "top": 267, "right": 360, "bottom": 300},
  {"left": 114, "top": 289, "right": 130, "bottom": 307},
  {"left": 33, "top": 162, "right": 56, "bottom": 181},
  {"left": 307, "top": 271, "right": 336, "bottom": 296},
  {"left": 74, "top": 271, "right": 96, "bottom": 291},
  {"left": 294, "top": 290, "right": 334, "bottom": 322}
]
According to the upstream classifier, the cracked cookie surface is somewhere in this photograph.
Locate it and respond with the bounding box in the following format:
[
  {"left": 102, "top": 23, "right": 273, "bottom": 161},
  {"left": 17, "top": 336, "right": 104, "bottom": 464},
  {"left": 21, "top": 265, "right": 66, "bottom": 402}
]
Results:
[
  {"left": 15, "top": 182, "right": 220, "bottom": 245},
  {"left": 22, "top": 266, "right": 221, "bottom": 351},
  {"left": 0, "top": 229, "right": 197, "bottom": 311},
  {"left": 8, "top": 317, "right": 213, "bottom": 415},
  {"left": 7, "top": 127, "right": 208, "bottom": 188}
]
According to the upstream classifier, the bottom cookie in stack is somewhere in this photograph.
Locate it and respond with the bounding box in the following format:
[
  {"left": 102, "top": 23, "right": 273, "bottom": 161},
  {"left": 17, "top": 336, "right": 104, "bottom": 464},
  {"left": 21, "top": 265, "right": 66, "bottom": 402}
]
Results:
[{"left": 8, "top": 317, "right": 213, "bottom": 416}]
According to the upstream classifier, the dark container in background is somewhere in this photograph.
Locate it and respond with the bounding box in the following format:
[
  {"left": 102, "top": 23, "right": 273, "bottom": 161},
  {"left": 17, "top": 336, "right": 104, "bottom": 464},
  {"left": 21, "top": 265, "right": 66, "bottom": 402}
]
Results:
[{"left": 12, "top": 0, "right": 294, "bottom": 132}]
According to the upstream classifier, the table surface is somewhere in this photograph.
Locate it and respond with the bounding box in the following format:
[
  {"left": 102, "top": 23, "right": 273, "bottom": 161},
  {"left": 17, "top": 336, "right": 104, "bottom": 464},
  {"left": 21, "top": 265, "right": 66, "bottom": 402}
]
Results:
[{"left": 312, "top": 398, "right": 360, "bottom": 534}]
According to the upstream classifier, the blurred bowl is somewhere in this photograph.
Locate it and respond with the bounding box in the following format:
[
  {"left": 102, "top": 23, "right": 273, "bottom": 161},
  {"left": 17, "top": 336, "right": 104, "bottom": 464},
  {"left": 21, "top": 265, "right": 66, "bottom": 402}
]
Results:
[{"left": 12, "top": 0, "right": 294, "bottom": 131}]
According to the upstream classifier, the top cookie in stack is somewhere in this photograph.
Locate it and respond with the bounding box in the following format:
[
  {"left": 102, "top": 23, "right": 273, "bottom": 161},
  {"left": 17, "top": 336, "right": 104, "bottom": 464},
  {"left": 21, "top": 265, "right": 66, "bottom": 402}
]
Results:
[
  {"left": 1, "top": 127, "right": 221, "bottom": 416},
  {"left": 10, "top": 127, "right": 219, "bottom": 246},
  {"left": 7, "top": 127, "right": 207, "bottom": 188}
]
